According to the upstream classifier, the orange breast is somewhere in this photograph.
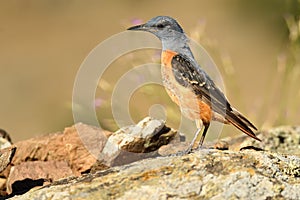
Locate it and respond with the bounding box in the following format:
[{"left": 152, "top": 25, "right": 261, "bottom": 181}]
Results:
[{"left": 160, "top": 50, "right": 212, "bottom": 124}]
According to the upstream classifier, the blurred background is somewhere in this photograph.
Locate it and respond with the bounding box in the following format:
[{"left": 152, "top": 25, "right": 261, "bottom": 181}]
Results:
[{"left": 0, "top": 0, "right": 299, "bottom": 142}]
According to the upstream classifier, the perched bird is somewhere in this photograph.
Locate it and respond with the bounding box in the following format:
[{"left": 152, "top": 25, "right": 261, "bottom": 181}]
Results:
[{"left": 128, "top": 16, "right": 260, "bottom": 153}]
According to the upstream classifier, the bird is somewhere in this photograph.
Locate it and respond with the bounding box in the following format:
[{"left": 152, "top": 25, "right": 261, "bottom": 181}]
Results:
[{"left": 127, "top": 16, "right": 261, "bottom": 153}]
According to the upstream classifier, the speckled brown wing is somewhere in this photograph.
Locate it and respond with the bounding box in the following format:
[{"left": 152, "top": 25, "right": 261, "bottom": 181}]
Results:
[{"left": 171, "top": 53, "right": 260, "bottom": 141}]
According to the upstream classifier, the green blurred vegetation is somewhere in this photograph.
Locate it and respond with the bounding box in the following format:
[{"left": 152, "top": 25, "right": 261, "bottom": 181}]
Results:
[{"left": 0, "top": 0, "right": 299, "bottom": 141}]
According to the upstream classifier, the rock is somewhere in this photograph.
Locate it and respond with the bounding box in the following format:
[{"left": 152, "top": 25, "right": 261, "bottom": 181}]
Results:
[
  {"left": 103, "top": 117, "right": 175, "bottom": 153},
  {"left": 0, "top": 123, "right": 109, "bottom": 196},
  {"left": 213, "top": 140, "right": 229, "bottom": 150},
  {"left": 157, "top": 131, "right": 187, "bottom": 156},
  {"left": 257, "top": 126, "right": 300, "bottom": 155},
  {"left": 8, "top": 149, "right": 300, "bottom": 200},
  {"left": 0, "top": 146, "right": 16, "bottom": 196},
  {"left": 96, "top": 117, "right": 179, "bottom": 167},
  {"left": 0, "top": 129, "right": 13, "bottom": 150},
  {"left": 0, "top": 129, "right": 12, "bottom": 143},
  {"left": 0, "top": 117, "right": 180, "bottom": 196},
  {"left": 4, "top": 122, "right": 300, "bottom": 199},
  {"left": 6, "top": 160, "right": 74, "bottom": 195},
  {"left": 0, "top": 147, "right": 16, "bottom": 173},
  {"left": 11, "top": 123, "right": 108, "bottom": 175},
  {"left": 223, "top": 126, "right": 300, "bottom": 155}
]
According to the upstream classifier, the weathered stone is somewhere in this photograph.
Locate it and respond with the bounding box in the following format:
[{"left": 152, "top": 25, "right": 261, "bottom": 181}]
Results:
[
  {"left": 100, "top": 117, "right": 178, "bottom": 167},
  {"left": 0, "top": 147, "right": 15, "bottom": 173},
  {"left": 0, "top": 118, "right": 181, "bottom": 197},
  {"left": 158, "top": 131, "right": 187, "bottom": 156},
  {"left": 8, "top": 149, "right": 300, "bottom": 200},
  {"left": 6, "top": 160, "right": 74, "bottom": 194},
  {"left": 103, "top": 117, "right": 175, "bottom": 153},
  {"left": 5, "top": 123, "right": 300, "bottom": 199},
  {"left": 0, "top": 129, "right": 12, "bottom": 150},
  {"left": 213, "top": 140, "right": 229, "bottom": 150},
  {"left": 225, "top": 126, "right": 300, "bottom": 155},
  {"left": 11, "top": 123, "right": 108, "bottom": 175}
]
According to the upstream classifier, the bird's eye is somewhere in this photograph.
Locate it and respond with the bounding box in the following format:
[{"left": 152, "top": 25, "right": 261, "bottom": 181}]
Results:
[{"left": 157, "top": 23, "right": 165, "bottom": 28}]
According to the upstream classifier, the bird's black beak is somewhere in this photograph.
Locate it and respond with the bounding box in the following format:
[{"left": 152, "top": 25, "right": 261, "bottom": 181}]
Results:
[{"left": 127, "top": 24, "right": 146, "bottom": 31}]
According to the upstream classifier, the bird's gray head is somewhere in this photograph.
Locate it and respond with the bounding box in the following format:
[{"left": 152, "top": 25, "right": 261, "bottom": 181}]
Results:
[
  {"left": 128, "top": 16, "right": 193, "bottom": 58},
  {"left": 127, "top": 16, "right": 185, "bottom": 41}
]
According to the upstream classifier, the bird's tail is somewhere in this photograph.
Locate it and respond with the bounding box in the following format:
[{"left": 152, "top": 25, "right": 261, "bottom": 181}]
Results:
[{"left": 225, "top": 108, "right": 261, "bottom": 141}]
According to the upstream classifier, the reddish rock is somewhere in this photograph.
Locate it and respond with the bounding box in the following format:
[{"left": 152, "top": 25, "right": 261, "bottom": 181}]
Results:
[
  {"left": 0, "top": 118, "right": 183, "bottom": 197},
  {"left": 11, "top": 123, "right": 109, "bottom": 175},
  {"left": 6, "top": 160, "right": 74, "bottom": 194}
]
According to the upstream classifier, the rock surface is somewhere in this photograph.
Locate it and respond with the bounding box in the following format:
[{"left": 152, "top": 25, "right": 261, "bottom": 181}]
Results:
[
  {"left": 0, "top": 123, "right": 110, "bottom": 196},
  {"left": 0, "top": 117, "right": 182, "bottom": 197},
  {"left": 0, "top": 147, "right": 15, "bottom": 174},
  {"left": 9, "top": 148, "right": 300, "bottom": 200},
  {"left": 6, "top": 123, "right": 300, "bottom": 200},
  {"left": 10, "top": 123, "right": 109, "bottom": 176},
  {"left": 99, "top": 117, "right": 178, "bottom": 167},
  {"left": 6, "top": 160, "right": 74, "bottom": 195}
]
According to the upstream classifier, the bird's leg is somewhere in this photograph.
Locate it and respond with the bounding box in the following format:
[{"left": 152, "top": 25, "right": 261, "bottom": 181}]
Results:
[
  {"left": 184, "top": 120, "right": 203, "bottom": 154},
  {"left": 198, "top": 122, "right": 210, "bottom": 147}
]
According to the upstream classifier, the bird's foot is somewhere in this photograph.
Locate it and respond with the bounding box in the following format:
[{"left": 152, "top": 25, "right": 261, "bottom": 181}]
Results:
[
  {"left": 170, "top": 146, "right": 193, "bottom": 156},
  {"left": 194, "top": 145, "right": 207, "bottom": 151},
  {"left": 169, "top": 143, "right": 208, "bottom": 157},
  {"left": 173, "top": 145, "right": 195, "bottom": 156},
  {"left": 184, "top": 143, "right": 196, "bottom": 154}
]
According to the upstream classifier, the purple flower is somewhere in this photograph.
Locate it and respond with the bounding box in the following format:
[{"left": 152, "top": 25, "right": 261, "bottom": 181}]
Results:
[
  {"left": 131, "top": 18, "right": 143, "bottom": 25},
  {"left": 94, "top": 98, "right": 104, "bottom": 108}
]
